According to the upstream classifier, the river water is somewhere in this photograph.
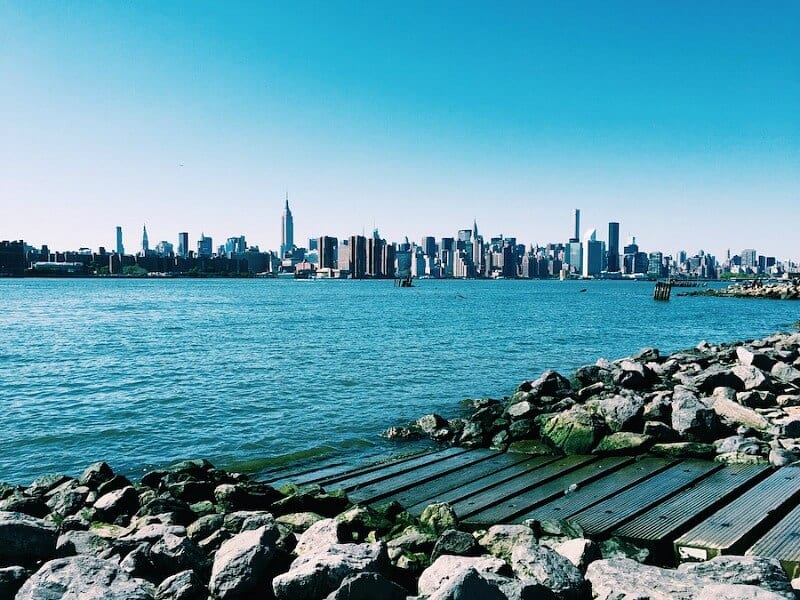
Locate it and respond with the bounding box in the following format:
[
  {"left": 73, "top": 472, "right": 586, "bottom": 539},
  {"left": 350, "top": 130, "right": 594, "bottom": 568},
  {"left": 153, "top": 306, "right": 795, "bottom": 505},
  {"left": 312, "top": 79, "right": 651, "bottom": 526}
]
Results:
[{"left": 1, "top": 278, "right": 796, "bottom": 484}]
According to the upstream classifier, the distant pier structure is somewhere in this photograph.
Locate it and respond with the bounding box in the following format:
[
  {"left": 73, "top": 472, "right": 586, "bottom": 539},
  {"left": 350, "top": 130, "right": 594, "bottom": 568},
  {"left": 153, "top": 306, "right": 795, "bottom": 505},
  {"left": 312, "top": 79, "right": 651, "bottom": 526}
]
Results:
[{"left": 654, "top": 280, "right": 673, "bottom": 301}]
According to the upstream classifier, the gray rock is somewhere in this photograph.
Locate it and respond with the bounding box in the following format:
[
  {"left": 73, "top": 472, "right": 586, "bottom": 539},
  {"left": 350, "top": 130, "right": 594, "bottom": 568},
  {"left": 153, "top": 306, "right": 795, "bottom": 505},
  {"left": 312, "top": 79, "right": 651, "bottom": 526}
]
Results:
[
  {"left": 154, "top": 570, "right": 208, "bottom": 600},
  {"left": 295, "top": 518, "right": 346, "bottom": 555},
  {"left": 510, "top": 543, "right": 589, "bottom": 600},
  {"left": 553, "top": 538, "right": 602, "bottom": 573},
  {"left": 769, "top": 448, "right": 797, "bottom": 466},
  {"left": 650, "top": 442, "right": 716, "bottom": 459},
  {"left": 417, "top": 555, "right": 509, "bottom": 596},
  {"left": 712, "top": 392, "right": 771, "bottom": 431},
  {"left": 186, "top": 513, "right": 223, "bottom": 541},
  {"left": 0, "top": 511, "right": 57, "bottom": 565},
  {"left": 591, "top": 394, "right": 645, "bottom": 432},
  {"left": 593, "top": 432, "right": 653, "bottom": 454},
  {"left": 27, "top": 474, "right": 72, "bottom": 498},
  {"left": 425, "top": 567, "right": 506, "bottom": 600},
  {"left": 431, "top": 529, "right": 481, "bottom": 561},
  {"left": 324, "top": 572, "right": 407, "bottom": 600},
  {"left": 79, "top": 462, "right": 115, "bottom": 489},
  {"left": 732, "top": 365, "right": 773, "bottom": 392},
  {"left": 736, "top": 347, "right": 777, "bottom": 372},
  {"left": 94, "top": 486, "right": 140, "bottom": 523},
  {"left": 420, "top": 503, "right": 459, "bottom": 535},
  {"left": 45, "top": 484, "right": 88, "bottom": 518},
  {"left": 386, "top": 526, "right": 437, "bottom": 553},
  {"left": 614, "top": 360, "right": 651, "bottom": 390},
  {"left": 223, "top": 510, "right": 276, "bottom": 534},
  {"left": 771, "top": 362, "right": 800, "bottom": 385},
  {"left": 209, "top": 525, "right": 279, "bottom": 599},
  {"left": 586, "top": 557, "right": 698, "bottom": 599},
  {"left": 418, "top": 414, "right": 448, "bottom": 434},
  {"left": 519, "top": 370, "right": 573, "bottom": 398},
  {"left": 507, "top": 400, "right": 537, "bottom": 420},
  {"left": 700, "top": 583, "right": 789, "bottom": 599},
  {"left": 0, "top": 494, "right": 49, "bottom": 519},
  {"left": 671, "top": 387, "right": 719, "bottom": 441},
  {"left": 149, "top": 531, "right": 207, "bottom": 579},
  {"left": 272, "top": 542, "right": 388, "bottom": 600},
  {"left": 0, "top": 566, "right": 28, "bottom": 600},
  {"left": 478, "top": 524, "right": 537, "bottom": 561},
  {"left": 598, "top": 538, "right": 650, "bottom": 563},
  {"left": 15, "top": 556, "right": 155, "bottom": 600},
  {"left": 737, "top": 391, "right": 776, "bottom": 409},
  {"left": 678, "top": 556, "right": 795, "bottom": 599},
  {"left": 276, "top": 511, "right": 325, "bottom": 533},
  {"left": 55, "top": 529, "right": 112, "bottom": 557},
  {"left": 542, "top": 405, "right": 607, "bottom": 454}
]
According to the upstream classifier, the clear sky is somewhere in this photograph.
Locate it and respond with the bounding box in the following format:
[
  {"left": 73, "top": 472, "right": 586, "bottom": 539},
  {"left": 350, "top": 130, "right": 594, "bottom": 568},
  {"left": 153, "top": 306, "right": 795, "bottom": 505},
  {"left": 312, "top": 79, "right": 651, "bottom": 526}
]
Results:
[{"left": 1, "top": 1, "right": 798, "bottom": 260}]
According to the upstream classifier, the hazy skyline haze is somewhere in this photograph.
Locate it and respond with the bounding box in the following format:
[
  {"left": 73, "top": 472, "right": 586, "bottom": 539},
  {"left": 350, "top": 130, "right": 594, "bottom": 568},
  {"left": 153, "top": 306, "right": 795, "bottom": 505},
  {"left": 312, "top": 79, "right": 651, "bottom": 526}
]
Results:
[{"left": 1, "top": 1, "right": 798, "bottom": 259}]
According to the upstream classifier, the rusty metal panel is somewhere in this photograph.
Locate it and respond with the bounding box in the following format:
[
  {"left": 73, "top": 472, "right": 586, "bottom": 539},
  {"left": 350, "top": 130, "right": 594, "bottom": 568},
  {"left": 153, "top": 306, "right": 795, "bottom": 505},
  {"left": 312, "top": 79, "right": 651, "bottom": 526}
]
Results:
[
  {"left": 674, "top": 466, "right": 800, "bottom": 561},
  {"left": 568, "top": 460, "right": 721, "bottom": 536}
]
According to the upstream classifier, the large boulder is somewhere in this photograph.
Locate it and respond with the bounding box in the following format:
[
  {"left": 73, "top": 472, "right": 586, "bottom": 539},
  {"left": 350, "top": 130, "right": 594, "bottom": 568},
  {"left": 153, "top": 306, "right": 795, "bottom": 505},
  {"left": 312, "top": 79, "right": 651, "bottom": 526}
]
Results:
[
  {"left": 79, "top": 462, "right": 115, "bottom": 489},
  {"left": 154, "top": 570, "right": 208, "bottom": 600},
  {"left": 732, "top": 366, "right": 773, "bottom": 392},
  {"left": 424, "top": 567, "right": 506, "bottom": 600},
  {"left": 519, "top": 370, "right": 573, "bottom": 399},
  {"left": 542, "top": 406, "right": 606, "bottom": 454},
  {"left": 736, "top": 347, "right": 776, "bottom": 372},
  {"left": 510, "top": 543, "right": 589, "bottom": 600},
  {"left": 670, "top": 387, "right": 719, "bottom": 441},
  {"left": 272, "top": 542, "right": 388, "bottom": 600},
  {"left": 711, "top": 389, "right": 771, "bottom": 431},
  {"left": 771, "top": 362, "right": 800, "bottom": 385},
  {"left": 678, "top": 556, "right": 795, "bottom": 599},
  {"left": 148, "top": 531, "right": 208, "bottom": 580},
  {"left": 0, "top": 511, "right": 58, "bottom": 565},
  {"left": 417, "top": 555, "right": 509, "bottom": 596},
  {"left": 553, "top": 538, "right": 602, "bottom": 573},
  {"left": 94, "top": 486, "right": 140, "bottom": 523},
  {"left": 324, "top": 572, "right": 407, "bottom": 600},
  {"left": 431, "top": 529, "right": 481, "bottom": 561},
  {"left": 477, "top": 525, "right": 538, "bottom": 562},
  {"left": 15, "top": 556, "right": 155, "bottom": 600},
  {"left": 590, "top": 394, "right": 645, "bottom": 433},
  {"left": 208, "top": 525, "right": 279, "bottom": 599},
  {"left": 295, "top": 518, "right": 346, "bottom": 555},
  {"left": 420, "top": 503, "right": 459, "bottom": 535},
  {"left": 0, "top": 566, "right": 28, "bottom": 599}
]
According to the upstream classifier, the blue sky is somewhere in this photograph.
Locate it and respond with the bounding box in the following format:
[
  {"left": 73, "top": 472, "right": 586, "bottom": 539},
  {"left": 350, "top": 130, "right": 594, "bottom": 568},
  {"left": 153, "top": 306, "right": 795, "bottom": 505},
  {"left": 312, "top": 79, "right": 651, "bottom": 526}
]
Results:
[{"left": 1, "top": 1, "right": 798, "bottom": 259}]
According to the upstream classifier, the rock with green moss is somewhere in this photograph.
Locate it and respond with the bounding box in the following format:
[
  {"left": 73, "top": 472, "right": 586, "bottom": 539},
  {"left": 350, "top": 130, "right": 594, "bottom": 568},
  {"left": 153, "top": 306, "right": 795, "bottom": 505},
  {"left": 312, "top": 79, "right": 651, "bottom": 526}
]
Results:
[
  {"left": 593, "top": 432, "right": 653, "bottom": 455},
  {"left": 541, "top": 406, "right": 607, "bottom": 454}
]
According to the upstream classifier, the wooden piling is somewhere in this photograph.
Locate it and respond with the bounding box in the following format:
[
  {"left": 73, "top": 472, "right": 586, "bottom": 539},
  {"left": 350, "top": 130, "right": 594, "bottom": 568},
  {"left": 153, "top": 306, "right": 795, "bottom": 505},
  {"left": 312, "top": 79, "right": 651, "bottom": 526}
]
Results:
[{"left": 654, "top": 280, "right": 672, "bottom": 301}]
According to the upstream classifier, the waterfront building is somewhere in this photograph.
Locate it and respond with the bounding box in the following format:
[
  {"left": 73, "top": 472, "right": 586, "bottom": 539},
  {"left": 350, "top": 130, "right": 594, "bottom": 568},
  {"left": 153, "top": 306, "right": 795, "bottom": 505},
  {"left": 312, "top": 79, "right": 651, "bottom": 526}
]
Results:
[
  {"left": 382, "top": 243, "right": 396, "bottom": 278},
  {"left": 0, "top": 240, "right": 26, "bottom": 276},
  {"left": 318, "top": 236, "right": 338, "bottom": 269},
  {"left": 197, "top": 234, "right": 213, "bottom": 257},
  {"left": 348, "top": 235, "right": 367, "bottom": 279},
  {"left": 225, "top": 236, "right": 247, "bottom": 255},
  {"left": 607, "top": 222, "right": 620, "bottom": 272},
  {"left": 741, "top": 249, "right": 757, "bottom": 271},
  {"left": 582, "top": 229, "right": 604, "bottom": 277},
  {"left": 422, "top": 236, "right": 437, "bottom": 257},
  {"left": 178, "top": 232, "right": 189, "bottom": 258},
  {"left": 281, "top": 194, "right": 294, "bottom": 258},
  {"left": 115, "top": 226, "right": 124, "bottom": 255},
  {"left": 648, "top": 252, "right": 664, "bottom": 278},
  {"left": 564, "top": 241, "right": 582, "bottom": 274}
]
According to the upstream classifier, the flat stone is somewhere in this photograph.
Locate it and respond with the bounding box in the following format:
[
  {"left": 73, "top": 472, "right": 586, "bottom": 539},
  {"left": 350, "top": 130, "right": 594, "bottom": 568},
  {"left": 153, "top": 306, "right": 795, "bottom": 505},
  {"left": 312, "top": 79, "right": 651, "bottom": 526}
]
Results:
[
  {"left": 678, "top": 555, "right": 795, "bottom": 599},
  {"left": 650, "top": 442, "right": 716, "bottom": 459}
]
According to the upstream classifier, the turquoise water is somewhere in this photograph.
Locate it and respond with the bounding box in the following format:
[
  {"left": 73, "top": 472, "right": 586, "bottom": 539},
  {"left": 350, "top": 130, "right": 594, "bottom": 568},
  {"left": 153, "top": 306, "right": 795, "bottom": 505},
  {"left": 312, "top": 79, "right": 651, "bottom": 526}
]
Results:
[{"left": 1, "top": 278, "right": 797, "bottom": 484}]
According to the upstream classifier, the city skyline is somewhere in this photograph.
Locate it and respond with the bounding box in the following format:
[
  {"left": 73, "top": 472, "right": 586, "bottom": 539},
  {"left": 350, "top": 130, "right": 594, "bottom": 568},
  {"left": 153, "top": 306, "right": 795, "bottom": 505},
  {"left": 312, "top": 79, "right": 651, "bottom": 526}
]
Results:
[{"left": 1, "top": 3, "right": 798, "bottom": 258}]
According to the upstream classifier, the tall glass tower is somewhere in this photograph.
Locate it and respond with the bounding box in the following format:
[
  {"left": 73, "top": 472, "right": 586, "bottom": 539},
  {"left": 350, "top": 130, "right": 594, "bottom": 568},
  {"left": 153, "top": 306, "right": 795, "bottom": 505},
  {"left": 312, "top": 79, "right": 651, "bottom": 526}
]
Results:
[
  {"left": 281, "top": 194, "right": 294, "bottom": 258},
  {"left": 115, "top": 226, "right": 124, "bottom": 255},
  {"left": 141, "top": 225, "right": 149, "bottom": 254}
]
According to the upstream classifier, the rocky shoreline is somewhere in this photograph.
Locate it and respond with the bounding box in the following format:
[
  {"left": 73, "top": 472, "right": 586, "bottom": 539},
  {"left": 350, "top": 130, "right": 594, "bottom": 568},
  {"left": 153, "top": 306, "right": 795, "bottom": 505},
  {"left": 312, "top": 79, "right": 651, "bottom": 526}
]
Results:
[
  {"left": 2, "top": 330, "right": 800, "bottom": 599},
  {"left": 679, "top": 280, "right": 800, "bottom": 300}
]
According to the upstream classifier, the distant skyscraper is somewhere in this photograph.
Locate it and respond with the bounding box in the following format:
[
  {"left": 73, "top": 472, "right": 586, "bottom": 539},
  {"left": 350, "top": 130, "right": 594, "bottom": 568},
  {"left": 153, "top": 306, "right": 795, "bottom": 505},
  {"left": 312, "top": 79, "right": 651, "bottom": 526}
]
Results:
[
  {"left": 741, "top": 248, "right": 757, "bottom": 270},
  {"left": 281, "top": 194, "right": 294, "bottom": 257},
  {"left": 607, "top": 222, "right": 620, "bottom": 272},
  {"left": 422, "top": 236, "right": 437, "bottom": 257},
  {"left": 572, "top": 209, "right": 581, "bottom": 242},
  {"left": 115, "top": 226, "right": 124, "bottom": 255},
  {"left": 582, "top": 229, "right": 604, "bottom": 277},
  {"left": 197, "top": 233, "right": 212, "bottom": 257},
  {"left": 318, "top": 236, "right": 338, "bottom": 269},
  {"left": 141, "top": 225, "right": 149, "bottom": 253},
  {"left": 348, "top": 235, "right": 367, "bottom": 278},
  {"left": 178, "top": 232, "right": 189, "bottom": 258}
]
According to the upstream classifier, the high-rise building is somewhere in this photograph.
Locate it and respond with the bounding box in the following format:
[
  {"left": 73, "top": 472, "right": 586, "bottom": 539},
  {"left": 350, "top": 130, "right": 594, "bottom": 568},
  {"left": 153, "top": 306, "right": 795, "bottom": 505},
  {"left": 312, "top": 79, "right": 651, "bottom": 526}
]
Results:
[
  {"left": 115, "top": 226, "right": 124, "bottom": 255},
  {"left": 281, "top": 194, "right": 294, "bottom": 257},
  {"left": 740, "top": 249, "right": 757, "bottom": 270},
  {"left": 318, "top": 236, "right": 338, "bottom": 269},
  {"left": 141, "top": 225, "right": 149, "bottom": 254},
  {"left": 197, "top": 234, "right": 213, "bottom": 257},
  {"left": 155, "top": 241, "right": 174, "bottom": 256},
  {"left": 571, "top": 209, "right": 581, "bottom": 242},
  {"left": 348, "top": 235, "right": 367, "bottom": 279},
  {"left": 178, "top": 232, "right": 189, "bottom": 258},
  {"left": 607, "top": 222, "right": 620, "bottom": 272},
  {"left": 582, "top": 229, "right": 604, "bottom": 277},
  {"left": 422, "top": 236, "right": 437, "bottom": 257},
  {"left": 225, "top": 236, "right": 246, "bottom": 255}
]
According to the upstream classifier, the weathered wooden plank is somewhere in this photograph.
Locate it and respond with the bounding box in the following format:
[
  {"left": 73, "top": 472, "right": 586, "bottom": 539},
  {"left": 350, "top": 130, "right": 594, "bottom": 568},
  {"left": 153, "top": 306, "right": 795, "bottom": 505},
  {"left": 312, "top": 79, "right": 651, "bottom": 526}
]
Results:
[
  {"left": 515, "top": 457, "right": 674, "bottom": 524},
  {"left": 322, "top": 447, "right": 469, "bottom": 492},
  {"left": 674, "top": 466, "right": 800, "bottom": 561},
  {"left": 747, "top": 499, "right": 800, "bottom": 578},
  {"left": 568, "top": 460, "right": 721, "bottom": 536},
  {"left": 347, "top": 448, "right": 498, "bottom": 504},
  {"left": 466, "top": 456, "right": 634, "bottom": 525},
  {"left": 449, "top": 455, "right": 599, "bottom": 520},
  {"left": 370, "top": 451, "right": 534, "bottom": 509},
  {"left": 261, "top": 461, "right": 350, "bottom": 486},
  {"left": 613, "top": 464, "right": 770, "bottom": 546},
  {"left": 406, "top": 455, "right": 562, "bottom": 516}
]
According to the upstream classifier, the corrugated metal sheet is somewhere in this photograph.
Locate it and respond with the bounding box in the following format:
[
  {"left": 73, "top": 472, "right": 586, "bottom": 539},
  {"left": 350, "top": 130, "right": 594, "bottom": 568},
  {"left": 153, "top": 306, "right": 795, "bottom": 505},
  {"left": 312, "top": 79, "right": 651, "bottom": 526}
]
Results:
[{"left": 747, "top": 500, "right": 800, "bottom": 569}]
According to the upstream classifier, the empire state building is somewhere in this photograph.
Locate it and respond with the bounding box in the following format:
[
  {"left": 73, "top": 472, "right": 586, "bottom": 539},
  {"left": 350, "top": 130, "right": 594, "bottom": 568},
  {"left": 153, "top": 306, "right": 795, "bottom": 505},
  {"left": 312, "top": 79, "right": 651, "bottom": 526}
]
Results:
[{"left": 281, "top": 194, "right": 294, "bottom": 258}]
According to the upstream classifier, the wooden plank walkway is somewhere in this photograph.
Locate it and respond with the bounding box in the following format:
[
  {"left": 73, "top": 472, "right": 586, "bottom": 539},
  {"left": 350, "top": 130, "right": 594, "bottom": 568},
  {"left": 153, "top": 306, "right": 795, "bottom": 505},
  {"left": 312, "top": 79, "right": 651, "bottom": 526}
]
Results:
[{"left": 260, "top": 447, "right": 800, "bottom": 573}]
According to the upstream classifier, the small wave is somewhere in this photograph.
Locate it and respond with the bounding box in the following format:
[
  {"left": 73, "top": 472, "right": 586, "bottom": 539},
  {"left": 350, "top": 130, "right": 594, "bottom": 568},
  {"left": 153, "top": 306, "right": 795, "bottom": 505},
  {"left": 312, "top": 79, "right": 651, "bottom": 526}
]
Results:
[{"left": 224, "top": 445, "right": 339, "bottom": 474}]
